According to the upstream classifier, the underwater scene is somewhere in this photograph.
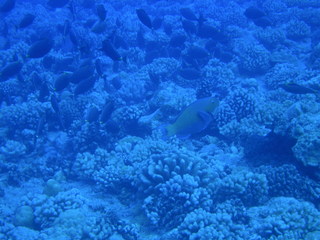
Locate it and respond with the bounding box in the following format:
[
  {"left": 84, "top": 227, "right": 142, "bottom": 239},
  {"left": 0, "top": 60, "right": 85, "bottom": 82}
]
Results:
[{"left": 1, "top": 0, "right": 320, "bottom": 239}]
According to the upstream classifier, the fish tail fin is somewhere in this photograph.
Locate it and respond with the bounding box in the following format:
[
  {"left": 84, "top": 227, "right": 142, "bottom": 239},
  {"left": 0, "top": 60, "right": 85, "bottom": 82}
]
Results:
[{"left": 122, "top": 55, "right": 127, "bottom": 64}]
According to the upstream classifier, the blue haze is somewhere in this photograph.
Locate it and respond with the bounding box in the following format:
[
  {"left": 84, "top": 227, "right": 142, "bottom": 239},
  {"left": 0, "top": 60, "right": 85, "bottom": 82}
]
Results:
[{"left": 0, "top": 0, "right": 320, "bottom": 239}]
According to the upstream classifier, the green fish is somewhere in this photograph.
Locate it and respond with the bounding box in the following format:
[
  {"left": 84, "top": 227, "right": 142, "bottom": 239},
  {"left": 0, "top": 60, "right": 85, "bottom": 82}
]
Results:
[{"left": 164, "top": 97, "right": 219, "bottom": 139}]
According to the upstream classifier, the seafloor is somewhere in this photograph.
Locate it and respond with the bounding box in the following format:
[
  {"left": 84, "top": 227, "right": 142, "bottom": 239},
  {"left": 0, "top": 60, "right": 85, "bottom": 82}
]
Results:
[{"left": 0, "top": 0, "right": 320, "bottom": 239}]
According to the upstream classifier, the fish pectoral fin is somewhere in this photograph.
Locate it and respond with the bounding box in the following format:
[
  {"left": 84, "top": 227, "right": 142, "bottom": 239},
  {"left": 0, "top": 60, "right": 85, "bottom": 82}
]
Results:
[
  {"left": 197, "top": 111, "right": 212, "bottom": 124},
  {"left": 176, "top": 133, "right": 191, "bottom": 139}
]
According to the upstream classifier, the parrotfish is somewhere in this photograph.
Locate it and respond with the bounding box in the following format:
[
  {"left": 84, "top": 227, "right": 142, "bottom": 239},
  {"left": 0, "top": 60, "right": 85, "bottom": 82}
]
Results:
[
  {"left": 136, "top": 9, "right": 153, "bottom": 29},
  {"left": 164, "top": 97, "right": 219, "bottom": 139},
  {"left": 27, "top": 38, "right": 54, "bottom": 58},
  {"left": 279, "top": 83, "right": 318, "bottom": 95}
]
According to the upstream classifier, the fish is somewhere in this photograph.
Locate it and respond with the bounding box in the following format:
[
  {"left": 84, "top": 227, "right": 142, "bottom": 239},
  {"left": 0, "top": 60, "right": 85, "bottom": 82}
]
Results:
[
  {"left": 54, "top": 72, "right": 72, "bottom": 92},
  {"left": 95, "top": 59, "right": 104, "bottom": 77},
  {"left": 112, "top": 34, "right": 129, "bottom": 50},
  {"left": 0, "top": 61, "right": 23, "bottom": 81},
  {"left": 30, "top": 71, "right": 42, "bottom": 90},
  {"left": 96, "top": 4, "right": 106, "bottom": 21},
  {"left": 163, "top": 97, "right": 219, "bottom": 139},
  {"left": 50, "top": 94, "right": 60, "bottom": 113},
  {"left": 68, "top": 28, "right": 79, "bottom": 47},
  {"left": 180, "top": 8, "right": 199, "bottom": 21},
  {"left": 244, "top": 6, "right": 266, "bottom": 20},
  {"left": 279, "top": 83, "right": 318, "bottom": 95},
  {"left": 253, "top": 17, "right": 272, "bottom": 28},
  {"left": 33, "top": 114, "right": 46, "bottom": 147},
  {"left": 99, "top": 100, "right": 114, "bottom": 124},
  {"left": 17, "top": 14, "right": 35, "bottom": 29},
  {"left": 111, "top": 77, "right": 122, "bottom": 90},
  {"left": 179, "top": 68, "right": 201, "bottom": 80},
  {"left": 101, "top": 39, "right": 124, "bottom": 62},
  {"left": 197, "top": 24, "right": 226, "bottom": 43},
  {"left": 50, "top": 94, "right": 65, "bottom": 130},
  {"left": 214, "top": 48, "right": 233, "bottom": 63},
  {"left": 74, "top": 76, "right": 96, "bottom": 95},
  {"left": 61, "top": 19, "right": 71, "bottom": 36},
  {"left": 168, "top": 47, "right": 182, "bottom": 59},
  {"left": 47, "top": 0, "right": 69, "bottom": 8},
  {"left": 85, "top": 106, "right": 100, "bottom": 123},
  {"left": 42, "top": 55, "right": 55, "bottom": 70},
  {"left": 136, "top": 9, "right": 153, "bottom": 29},
  {"left": 169, "top": 34, "right": 187, "bottom": 48},
  {"left": 39, "top": 82, "right": 50, "bottom": 102},
  {"left": 69, "top": 64, "right": 95, "bottom": 84},
  {"left": 182, "top": 20, "right": 197, "bottom": 35},
  {"left": 0, "top": 0, "right": 15, "bottom": 12},
  {"left": 205, "top": 39, "right": 217, "bottom": 52},
  {"left": 91, "top": 21, "right": 107, "bottom": 34},
  {"left": 27, "top": 38, "right": 54, "bottom": 58},
  {"left": 187, "top": 46, "right": 209, "bottom": 59}
]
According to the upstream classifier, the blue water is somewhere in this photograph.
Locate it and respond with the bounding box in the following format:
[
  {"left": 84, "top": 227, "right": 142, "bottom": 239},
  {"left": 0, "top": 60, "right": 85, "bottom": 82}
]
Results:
[{"left": 0, "top": 0, "right": 320, "bottom": 239}]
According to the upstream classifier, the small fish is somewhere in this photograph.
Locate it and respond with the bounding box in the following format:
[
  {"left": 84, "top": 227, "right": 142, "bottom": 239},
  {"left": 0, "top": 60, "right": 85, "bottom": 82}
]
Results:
[
  {"left": 69, "top": 64, "right": 95, "bottom": 84},
  {"left": 214, "top": 48, "right": 233, "bottom": 63},
  {"left": 42, "top": 55, "right": 55, "bottom": 70},
  {"left": 167, "top": 47, "right": 182, "bottom": 59},
  {"left": 182, "top": 20, "right": 197, "bottom": 35},
  {"left": 96, "top": 4, "right": 106, "bottom": 21},
  {"left": 0, "top": 0, "right": 15, "bottom": 12},
  {"left": 136, "top": 9, "right": 153, "bottom": 29},
  {"left": 0, "top": 61, "right": 23, "bottom": 81},
  {"left": 187, "top": 46, "right": 209, "bottom": 59},
  {"left": 85, "top": 106, "right": 100, "bottom": 123},
  {"left": 30, "top": 71, "right": 42, "bottom": 90},
  {"left": 50, "top": 94, "right": 65, "bottom": 130},
  {"left": 95, "top": 58, "right": 104, "bottom": 77},
  {"left": 91, "top": 21, "right": 107, "bottom": 34},
  {"left": 50, "top": 94, "right": 60, "bottom": 113},
  {"left": 54, "top": 72, "right": 71, "bottom": 91},
  {"left": 180, "top": 8, "right": 199, "bottom": 21},
  {"left": 113, "top": 35, "right": 129, "bottom": 50},
  {"left": 244, "top": 6, "right": 266, "bottom": 20},
  {"left": 279, "top": 83, "right": 318, "bottom": 95},
  {"left": 101, "top": 40, "right": 124, "bottom": 62},
  {"left": 163, "top": 97, "right": 219, "bottom": 139},
  {"left": 17, "top": 14, "right": 35, "bottom": 29},
  {"left": 111, "top": 77, "right": 122, "bottom": 90},
  {"left": 169, "top": 34, "right": 187, "bottom": 48},
  {"left": 253, "top": 16, "right": 272, "bottom": 28},
  {"left": 205, "top": 39, "right": 217, "bottom": 52},
  {"left": 99, "top": 100, "right": 114, "bottom": 124},
  {"left": 39, "top": 82, "right": 50, "bottom": 102},
  {"left": 197, "top": 24, "right": 226, "bottom": 43},
  {"left": 69, "top": 28, "right": 79, "bottom": 47},
  {"left": 179, "top": 68, "right": 201, "bottom": 80},
  {"left": 62, "top": 19, "right": 71, "bottom": 36},
  {"left": 33, "top": 114, "right": 46, "bottom": 147},
  {"left": 47, "top": 0, "right": 69, "bottom": 8},
  {"left": 27, "top": 38, "right": 54, "bottom": 58},
  {"left": 74, "top": 76, "right": 96, "bottom": 95}
]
